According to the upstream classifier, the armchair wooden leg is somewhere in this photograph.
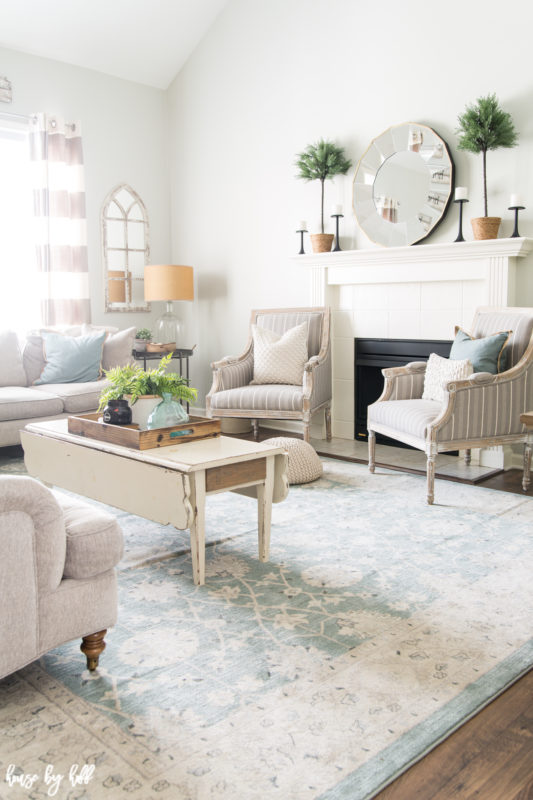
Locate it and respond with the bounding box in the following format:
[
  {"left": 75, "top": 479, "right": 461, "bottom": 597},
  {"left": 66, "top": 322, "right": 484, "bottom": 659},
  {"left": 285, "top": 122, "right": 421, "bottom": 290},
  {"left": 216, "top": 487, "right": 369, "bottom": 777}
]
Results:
[
  {"left": 325, "top": 406, "right": 332, "bottom": 441},
  {"left": 252, "top": 420, "right": 259, "bottom": 441},
  {"left": 464, "top": 449, "right": 471, "bottom": 465},
  {"left": 523, "top": 434, "right": 532, "bottom": 491},
  {"left": 368, "top": 431, "right": 376, "bottom": 473},
  {"left": 81, "top": 630, "right": 107, "bottom": 671},
  {"left": 426, "top": 451, "right": 436, "bottom": 505},
  {"left": 303, "top": 422, "right": 310, "bottom": 443}
]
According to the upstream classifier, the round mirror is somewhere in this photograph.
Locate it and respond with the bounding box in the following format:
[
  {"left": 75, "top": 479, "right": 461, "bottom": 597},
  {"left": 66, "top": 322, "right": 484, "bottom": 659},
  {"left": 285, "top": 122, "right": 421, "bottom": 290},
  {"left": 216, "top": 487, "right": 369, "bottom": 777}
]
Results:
[{"left": 353, "top": 122, "right": 454, "bottom": 247}]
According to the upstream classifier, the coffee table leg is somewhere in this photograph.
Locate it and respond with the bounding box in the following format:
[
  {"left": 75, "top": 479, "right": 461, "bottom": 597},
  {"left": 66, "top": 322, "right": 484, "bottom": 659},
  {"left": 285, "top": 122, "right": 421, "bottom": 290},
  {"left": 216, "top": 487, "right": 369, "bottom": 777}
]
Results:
[
  {"left": 257, "top": 455, "right": 275, "bottom": 561},
  {"left": 189, "top": 470, "right": 206, "bottom": 585}
]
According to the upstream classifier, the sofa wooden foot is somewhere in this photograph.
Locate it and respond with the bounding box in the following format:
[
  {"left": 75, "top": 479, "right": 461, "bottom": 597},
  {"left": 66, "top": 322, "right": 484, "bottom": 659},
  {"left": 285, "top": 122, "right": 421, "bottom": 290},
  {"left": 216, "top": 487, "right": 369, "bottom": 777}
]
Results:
[{"left": 81, "top": 630, "right": 107, "bottom": 671}]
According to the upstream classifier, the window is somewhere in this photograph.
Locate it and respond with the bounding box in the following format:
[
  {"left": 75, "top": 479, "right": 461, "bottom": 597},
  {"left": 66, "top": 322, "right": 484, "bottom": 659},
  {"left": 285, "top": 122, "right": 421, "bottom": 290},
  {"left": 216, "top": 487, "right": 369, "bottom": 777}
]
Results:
[
  {"left": 0, "top": 119, "right": 40, "bottom": 333},
  {"left": 102, "top": 184, "right": 150, "bottom": 312}
]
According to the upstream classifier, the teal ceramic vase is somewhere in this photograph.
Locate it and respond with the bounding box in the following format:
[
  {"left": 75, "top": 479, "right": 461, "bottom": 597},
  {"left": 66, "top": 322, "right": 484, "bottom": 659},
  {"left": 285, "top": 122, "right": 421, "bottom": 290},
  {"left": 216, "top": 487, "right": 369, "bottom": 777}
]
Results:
[{"left": 147, "top": 392, "right": 189, "bottom": 430}]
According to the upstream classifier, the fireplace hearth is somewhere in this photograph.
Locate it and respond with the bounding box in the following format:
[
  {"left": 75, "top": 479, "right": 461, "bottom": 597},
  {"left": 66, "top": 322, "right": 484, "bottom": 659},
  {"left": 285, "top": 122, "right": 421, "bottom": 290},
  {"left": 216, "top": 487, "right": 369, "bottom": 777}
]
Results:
[{"left": 354, "top": 337, "right": 452, "bottom": 445}]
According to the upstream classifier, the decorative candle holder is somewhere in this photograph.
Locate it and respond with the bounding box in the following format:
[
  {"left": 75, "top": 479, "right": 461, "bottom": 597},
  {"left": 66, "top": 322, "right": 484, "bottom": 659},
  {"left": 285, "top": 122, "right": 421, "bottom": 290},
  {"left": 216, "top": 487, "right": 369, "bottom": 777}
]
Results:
[
  {"left": 331, "top": 213, "right": 344, "bottom": 251},
  {"left": 296, "top": 227, "right": 307, "bottom": 255},
  {"left": 453, "top": 198, "right": 469, "bottom": 242},
  {"left": 508, "top": 204, "right": 525, "bottom": 238}
]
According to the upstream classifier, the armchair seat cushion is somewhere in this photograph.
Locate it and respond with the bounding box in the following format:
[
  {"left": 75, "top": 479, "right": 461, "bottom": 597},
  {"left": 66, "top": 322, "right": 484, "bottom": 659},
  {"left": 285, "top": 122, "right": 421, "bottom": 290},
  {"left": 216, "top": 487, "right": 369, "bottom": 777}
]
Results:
[
  {"left": 210, "top": 384, "right": 303, "bottom": 413},
  {"left": 368, "top": 399, "right": 441, "bottom": 440},
  {"left": 56, "top": 493, "right": 124, "bottom": 579}
]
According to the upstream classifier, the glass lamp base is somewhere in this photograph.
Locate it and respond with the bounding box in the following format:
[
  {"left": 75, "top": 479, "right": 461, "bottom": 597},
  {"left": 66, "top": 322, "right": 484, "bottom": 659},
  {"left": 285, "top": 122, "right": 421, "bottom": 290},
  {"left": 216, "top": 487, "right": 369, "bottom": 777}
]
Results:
[{"left": 154, "top": 304, "right": 181, "bottom": 345}]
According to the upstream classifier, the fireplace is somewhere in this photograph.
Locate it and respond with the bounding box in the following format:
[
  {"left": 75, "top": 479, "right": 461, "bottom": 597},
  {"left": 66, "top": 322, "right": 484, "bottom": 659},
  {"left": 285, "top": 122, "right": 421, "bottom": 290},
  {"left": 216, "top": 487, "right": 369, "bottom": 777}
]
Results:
[{"left": 354, "top": 337, "right": 452, "bottom": 444}]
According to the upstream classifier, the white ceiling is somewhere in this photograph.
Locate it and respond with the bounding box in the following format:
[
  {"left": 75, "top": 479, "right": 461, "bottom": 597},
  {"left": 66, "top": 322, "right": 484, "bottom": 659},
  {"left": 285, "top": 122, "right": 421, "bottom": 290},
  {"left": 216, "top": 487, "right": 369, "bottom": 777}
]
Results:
[{"left": 0, "top": 0, "right": 229, "bottom": 89}]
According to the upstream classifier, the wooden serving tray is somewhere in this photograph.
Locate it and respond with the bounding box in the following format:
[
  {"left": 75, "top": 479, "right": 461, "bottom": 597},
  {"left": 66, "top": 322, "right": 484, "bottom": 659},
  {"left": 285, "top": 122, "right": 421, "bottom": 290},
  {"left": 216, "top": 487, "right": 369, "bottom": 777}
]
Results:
[{"left": 67, "top": 413, "right": 221, "bottom": 450}]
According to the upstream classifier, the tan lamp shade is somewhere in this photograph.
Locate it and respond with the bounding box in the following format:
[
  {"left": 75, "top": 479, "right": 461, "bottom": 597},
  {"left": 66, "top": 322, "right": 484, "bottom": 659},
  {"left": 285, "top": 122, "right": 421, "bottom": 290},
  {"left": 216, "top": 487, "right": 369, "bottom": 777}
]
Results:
[{"left": 144, "top": 264, "right": 194, "bottom": 301}]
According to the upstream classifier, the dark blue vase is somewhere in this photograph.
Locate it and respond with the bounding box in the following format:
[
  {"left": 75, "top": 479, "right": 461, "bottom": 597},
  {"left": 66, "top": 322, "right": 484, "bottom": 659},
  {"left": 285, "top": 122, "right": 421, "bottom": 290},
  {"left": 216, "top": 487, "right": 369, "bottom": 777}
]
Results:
[{"left": 103, "top": 398, "right": 132, "bottom": 425}]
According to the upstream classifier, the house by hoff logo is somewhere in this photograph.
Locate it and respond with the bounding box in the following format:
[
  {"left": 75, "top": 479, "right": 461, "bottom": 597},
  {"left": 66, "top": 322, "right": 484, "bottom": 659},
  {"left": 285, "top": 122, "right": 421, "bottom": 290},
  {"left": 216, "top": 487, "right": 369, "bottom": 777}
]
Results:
[{"left": 5, "top": 763, "right": 95, "bottom": 796}]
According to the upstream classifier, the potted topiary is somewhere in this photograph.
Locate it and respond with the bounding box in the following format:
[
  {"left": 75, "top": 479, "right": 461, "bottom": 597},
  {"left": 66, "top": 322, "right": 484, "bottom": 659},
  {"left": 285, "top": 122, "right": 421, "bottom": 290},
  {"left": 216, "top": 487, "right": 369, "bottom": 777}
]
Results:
[
  {"left": 98, "top": 353, "right": 197, "bottom": 429},
  {"left": 455, "top": 93, "right": 518, "bottom": 240},
  {"left": 134, "top": 327, "right": 152, "bottom": 353},
  {"left": 295, "top": 139, "right": 352, "bottom": 252}
]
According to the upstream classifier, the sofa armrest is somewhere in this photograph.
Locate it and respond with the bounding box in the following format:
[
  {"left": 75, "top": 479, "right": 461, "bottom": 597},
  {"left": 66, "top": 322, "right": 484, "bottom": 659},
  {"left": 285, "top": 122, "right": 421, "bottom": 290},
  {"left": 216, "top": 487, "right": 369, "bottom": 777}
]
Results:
[
  {"left": 0, "top": 476, "right": 66, "bottom": 593},
  {"left": 378, "top": 361, "right": 427, "bottom": 402}
]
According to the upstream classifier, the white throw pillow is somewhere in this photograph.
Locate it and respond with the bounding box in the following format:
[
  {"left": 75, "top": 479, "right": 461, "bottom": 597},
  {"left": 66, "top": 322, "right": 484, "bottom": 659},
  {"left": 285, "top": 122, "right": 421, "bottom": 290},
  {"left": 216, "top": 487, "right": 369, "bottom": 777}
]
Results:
[
  {"left": 422, "top": 353, "right": 473, "bottom": 403},
  {"left": 0, "top": 330, "right": 27, "bottom": 387},
  {"left": 82, "top": 325, "right": 136, "bottom": 371},
  {"left": 251, "top": 322, "right": 308, "bottom": 385}
]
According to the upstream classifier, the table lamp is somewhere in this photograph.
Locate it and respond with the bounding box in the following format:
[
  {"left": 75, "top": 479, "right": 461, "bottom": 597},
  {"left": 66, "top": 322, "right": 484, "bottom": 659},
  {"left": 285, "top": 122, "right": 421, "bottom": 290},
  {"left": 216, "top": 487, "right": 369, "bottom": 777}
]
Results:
[{"left": 144, "top": 264, "right": 194, "bottom": 346}]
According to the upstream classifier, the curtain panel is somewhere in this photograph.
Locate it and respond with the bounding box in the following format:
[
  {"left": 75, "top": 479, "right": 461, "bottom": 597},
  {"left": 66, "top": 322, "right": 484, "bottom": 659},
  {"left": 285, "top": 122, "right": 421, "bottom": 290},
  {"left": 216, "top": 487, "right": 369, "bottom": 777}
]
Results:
[{"left": 29, "top": 113, "right": 91, "bottom": 325}]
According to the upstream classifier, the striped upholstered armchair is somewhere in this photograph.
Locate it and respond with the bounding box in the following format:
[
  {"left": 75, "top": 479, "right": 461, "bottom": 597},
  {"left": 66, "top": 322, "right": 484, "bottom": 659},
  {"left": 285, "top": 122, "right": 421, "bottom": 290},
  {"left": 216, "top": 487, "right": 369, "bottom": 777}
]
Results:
[
  {"left": 367, "top": 307, "right": 533, "bottom": 504},
  {"left": 206, "top": 307, "right": 332, "bottom": 442}
]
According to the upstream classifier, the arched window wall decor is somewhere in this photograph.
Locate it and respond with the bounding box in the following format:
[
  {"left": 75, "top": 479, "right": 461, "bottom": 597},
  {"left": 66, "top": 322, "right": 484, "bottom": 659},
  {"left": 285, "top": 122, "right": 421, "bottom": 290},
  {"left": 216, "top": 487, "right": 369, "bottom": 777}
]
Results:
[{"left": 102, "top": 183, "right": 150, "bottom": 312}]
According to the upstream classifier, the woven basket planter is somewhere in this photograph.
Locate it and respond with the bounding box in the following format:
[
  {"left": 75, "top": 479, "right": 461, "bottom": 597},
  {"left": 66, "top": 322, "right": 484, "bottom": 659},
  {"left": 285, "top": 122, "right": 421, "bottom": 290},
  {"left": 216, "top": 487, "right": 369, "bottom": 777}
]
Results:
[
  {"left": 310, "top": 233, "right": 334, "bottom": 253},
  {"left": 471, "top": 216, "right": 501, "bottom": 240}
]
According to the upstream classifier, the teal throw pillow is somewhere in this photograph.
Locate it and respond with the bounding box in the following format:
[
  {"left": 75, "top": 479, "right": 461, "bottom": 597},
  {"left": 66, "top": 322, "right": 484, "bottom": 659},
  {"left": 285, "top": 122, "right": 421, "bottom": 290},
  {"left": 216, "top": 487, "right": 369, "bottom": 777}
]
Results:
[
  {"left": 35, "top": 330, "right": 106, "bottom": 384},
  {"left": 449, "top": 328, "right": 511, "bottom": 374}
]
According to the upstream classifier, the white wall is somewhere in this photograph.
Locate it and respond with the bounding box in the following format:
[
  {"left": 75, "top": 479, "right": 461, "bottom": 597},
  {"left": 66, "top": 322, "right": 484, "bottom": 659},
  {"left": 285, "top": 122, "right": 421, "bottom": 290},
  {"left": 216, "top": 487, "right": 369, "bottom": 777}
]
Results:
[
  {"left": 0, "top": 45, "right": 170, "bottom": 332},
  {"left": 167, "top": 0, "right": 533, "bottom": 406}
]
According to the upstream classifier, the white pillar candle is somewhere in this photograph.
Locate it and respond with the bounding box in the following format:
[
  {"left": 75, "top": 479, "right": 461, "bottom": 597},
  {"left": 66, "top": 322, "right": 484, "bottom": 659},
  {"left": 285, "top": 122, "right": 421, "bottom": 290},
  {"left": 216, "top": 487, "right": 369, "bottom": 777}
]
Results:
[
  {"left": 331, "top": 204, "right": 343, "bottom": 215},
  {"left": 454, "top": 187, "right": 468, "bottom": 201},
  {"left": 509, "top": 194, "right": 524, "bottom": 207},
  {"left": 297, "top": 220, "right": 307, "bottom": 230}
]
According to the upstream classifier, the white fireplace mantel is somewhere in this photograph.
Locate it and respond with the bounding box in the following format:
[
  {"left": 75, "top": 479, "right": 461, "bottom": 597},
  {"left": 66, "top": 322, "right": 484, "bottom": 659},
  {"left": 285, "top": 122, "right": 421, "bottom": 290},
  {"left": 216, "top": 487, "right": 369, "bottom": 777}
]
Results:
[{"left": 293, "top": 237, "right": 533, "bottom": 307}]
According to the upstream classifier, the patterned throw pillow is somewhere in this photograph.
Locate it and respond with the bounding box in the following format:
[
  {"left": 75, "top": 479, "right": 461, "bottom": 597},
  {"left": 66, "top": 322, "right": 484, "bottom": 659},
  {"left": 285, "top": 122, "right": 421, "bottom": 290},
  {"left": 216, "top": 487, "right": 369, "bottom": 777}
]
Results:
[
  {"left": 251, "top": 322, "right": 308, "bottom": 385},
  {"left": 449, "top": 328, "right": 512, "bottom": 374},
  {"left": 422, "top": 353, "right": 473, "bottom": 403}
]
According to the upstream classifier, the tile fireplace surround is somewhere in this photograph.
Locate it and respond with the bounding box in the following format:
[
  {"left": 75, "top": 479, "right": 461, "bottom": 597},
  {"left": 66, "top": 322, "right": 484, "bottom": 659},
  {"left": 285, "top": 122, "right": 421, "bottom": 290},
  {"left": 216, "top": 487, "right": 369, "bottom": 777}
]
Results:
[{"left": 295, "top": 237, "right": 533, "bottom": 468}]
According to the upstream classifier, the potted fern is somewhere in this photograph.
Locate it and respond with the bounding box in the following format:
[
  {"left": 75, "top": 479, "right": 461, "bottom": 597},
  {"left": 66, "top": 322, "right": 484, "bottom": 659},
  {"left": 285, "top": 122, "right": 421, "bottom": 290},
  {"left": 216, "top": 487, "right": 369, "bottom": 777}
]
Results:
[
  {"left": 98, "top": 353, "right": 197, "bottom": 429},
  {"left": 455, "top": 94, "right": 518, "bottom": 239},
  {"left": 295, "top": 139, "right": 352, "bottom": 252}
]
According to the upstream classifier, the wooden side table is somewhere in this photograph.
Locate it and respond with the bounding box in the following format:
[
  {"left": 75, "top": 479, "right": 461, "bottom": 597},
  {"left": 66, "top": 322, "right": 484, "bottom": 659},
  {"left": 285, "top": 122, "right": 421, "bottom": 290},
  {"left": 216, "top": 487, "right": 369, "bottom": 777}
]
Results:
[{"left": 519, "top": 412, "right": 533, "bottom": 491}]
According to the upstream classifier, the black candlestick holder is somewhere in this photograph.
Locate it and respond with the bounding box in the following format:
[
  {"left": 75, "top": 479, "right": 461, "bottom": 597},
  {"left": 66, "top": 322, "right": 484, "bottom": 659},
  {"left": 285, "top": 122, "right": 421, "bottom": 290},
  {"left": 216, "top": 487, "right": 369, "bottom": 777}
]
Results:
[
  {"left": 453, "top": 198, "right": 469, "bottom": 242},
  {"left": 508, "top": 205, "right": 525, "bottom": 238},
  {"left": 296, "top": 227, "right": 307, "bottom": 255},
  {"left": 331, "top": 214, "right": 343, "bottom": 251}
]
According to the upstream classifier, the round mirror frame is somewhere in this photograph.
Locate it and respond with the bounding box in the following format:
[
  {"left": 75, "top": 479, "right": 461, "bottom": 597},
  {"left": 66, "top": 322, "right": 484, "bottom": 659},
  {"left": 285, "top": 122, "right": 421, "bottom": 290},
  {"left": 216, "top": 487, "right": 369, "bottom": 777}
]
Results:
[{"left": 353, "top": 122, "right": 455, "bottom": 247}]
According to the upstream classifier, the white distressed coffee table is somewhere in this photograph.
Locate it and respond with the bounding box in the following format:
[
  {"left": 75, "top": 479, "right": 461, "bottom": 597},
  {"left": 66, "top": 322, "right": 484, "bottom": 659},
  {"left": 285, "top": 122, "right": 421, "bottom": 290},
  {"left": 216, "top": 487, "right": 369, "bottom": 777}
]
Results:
[{"left": 21, "top": 420, "right": 288, "bottom": 586}]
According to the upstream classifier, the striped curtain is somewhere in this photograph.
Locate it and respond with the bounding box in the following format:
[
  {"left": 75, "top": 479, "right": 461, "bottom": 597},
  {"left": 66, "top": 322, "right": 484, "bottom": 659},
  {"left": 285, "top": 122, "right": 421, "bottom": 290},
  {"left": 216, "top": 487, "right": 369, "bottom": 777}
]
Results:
[{"left": 29, "top": 113, "right": 91, "bottom": 325}]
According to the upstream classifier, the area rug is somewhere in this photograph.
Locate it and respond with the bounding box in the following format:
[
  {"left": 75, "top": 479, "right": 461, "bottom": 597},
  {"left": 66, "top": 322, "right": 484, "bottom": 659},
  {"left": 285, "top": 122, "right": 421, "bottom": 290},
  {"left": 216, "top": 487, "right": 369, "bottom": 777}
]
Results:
[{"left": 1, "top": 455, "right": 532, "bottom": 800}]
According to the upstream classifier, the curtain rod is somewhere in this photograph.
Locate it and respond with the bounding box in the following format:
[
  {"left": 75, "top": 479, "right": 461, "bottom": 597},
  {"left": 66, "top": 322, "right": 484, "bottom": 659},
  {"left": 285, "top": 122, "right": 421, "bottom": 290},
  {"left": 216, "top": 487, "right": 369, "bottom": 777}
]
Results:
[{"left": 0, "top": 110, "right": 33, "bottom": 123}]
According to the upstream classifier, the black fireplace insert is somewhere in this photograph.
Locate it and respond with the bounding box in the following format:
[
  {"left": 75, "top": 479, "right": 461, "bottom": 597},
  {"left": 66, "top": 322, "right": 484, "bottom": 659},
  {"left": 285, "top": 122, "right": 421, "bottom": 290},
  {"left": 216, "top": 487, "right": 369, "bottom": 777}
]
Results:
[{"left": 354, "top": 337, "right": 452, "bottom": 445}]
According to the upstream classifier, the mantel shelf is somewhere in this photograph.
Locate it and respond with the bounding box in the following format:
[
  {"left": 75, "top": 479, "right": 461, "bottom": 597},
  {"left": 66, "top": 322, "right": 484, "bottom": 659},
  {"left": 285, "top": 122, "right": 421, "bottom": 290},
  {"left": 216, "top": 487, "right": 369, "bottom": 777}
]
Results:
[{"left": 293, "top": 237, "right": 533, "bottom": 269}]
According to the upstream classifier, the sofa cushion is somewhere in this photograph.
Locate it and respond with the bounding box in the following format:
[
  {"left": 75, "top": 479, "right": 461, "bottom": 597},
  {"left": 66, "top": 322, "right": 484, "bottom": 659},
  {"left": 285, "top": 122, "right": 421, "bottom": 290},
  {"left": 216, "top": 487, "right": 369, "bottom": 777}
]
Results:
[
  {"left": 368, "top": 398, "right": 442, "bottom": 441},
  {"left": 0, "top": 331, "right": 27, "bottom": 387},
  {"left": 0, "top": 387, "right": 64, "bottom": 421},
  {"left": 33, "top": 379, "right": 110, "bottom": 414},
  {"left": 210, "top": 384, "right": 304, "bottom": 412},
  {"left": 55, "top": 493, "right": 124, "bottom": 579},
  {"left": 91, "top": 326, "right": 136, "bottom": 371},
  {"left": 35, "top": 330, "right": 106, "bottom": 384}
]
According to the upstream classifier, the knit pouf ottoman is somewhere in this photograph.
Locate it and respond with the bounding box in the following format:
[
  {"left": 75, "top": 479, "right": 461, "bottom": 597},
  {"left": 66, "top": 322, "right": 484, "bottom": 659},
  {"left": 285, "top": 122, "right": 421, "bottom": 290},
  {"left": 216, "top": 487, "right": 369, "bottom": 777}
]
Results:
[{"left": 263, "top": 437, "right": 323, "bottom": 485}]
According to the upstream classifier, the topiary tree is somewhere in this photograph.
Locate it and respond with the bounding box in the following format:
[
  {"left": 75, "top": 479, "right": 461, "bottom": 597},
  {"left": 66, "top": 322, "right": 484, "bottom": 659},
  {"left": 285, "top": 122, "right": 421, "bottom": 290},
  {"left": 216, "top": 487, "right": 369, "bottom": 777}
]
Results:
[
  {"left": 455, "top": 94, "right": 518, "bottom": 217},
  {"left": 295, "top": 139, "right": 352, "bottom": 233}
]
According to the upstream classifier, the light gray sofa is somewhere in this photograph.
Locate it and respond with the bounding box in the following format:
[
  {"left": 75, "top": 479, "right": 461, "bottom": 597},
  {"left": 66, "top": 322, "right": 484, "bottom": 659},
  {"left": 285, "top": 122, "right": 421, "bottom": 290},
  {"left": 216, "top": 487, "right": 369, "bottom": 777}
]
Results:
[
  {"left": 0, "top": 475, "right": 124, "bottom": 678},
  {"left": 0, "top": 326, "right": 135, "bottom": 447}
]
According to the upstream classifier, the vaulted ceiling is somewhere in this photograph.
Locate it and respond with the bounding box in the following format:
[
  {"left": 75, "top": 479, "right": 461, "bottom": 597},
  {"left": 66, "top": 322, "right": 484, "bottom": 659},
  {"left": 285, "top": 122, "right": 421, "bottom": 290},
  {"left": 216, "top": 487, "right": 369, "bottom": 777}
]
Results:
[{"left": 0, "top": 0, "right": 229, "bottom": 89}]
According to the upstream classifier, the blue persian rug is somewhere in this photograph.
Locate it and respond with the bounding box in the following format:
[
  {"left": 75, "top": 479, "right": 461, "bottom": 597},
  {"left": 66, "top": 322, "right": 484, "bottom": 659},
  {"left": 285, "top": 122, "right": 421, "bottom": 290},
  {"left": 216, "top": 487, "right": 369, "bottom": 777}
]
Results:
[{"left": 1, "top": 455, "right": 532, "bottom": 799}]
